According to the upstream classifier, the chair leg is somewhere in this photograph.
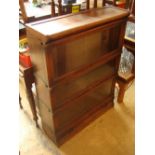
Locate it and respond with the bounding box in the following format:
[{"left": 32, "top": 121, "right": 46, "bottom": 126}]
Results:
[{"left": 26, "top": 87, "right": 39, "bottom": 128}]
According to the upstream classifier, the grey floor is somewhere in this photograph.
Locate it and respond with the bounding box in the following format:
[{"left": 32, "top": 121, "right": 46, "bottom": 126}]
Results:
[{"left": 19, "top": 80, "right": 134, "bottom": 155}]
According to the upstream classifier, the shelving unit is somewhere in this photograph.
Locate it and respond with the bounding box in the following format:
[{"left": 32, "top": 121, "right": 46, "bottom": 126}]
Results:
[{"left": 26, "top": 6, "right": 129, "bottom": 146}]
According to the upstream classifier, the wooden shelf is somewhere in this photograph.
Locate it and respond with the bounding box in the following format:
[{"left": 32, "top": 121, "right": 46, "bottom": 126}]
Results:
[{"left": 26, "top": 7, "right": 129, "bottom": 146}]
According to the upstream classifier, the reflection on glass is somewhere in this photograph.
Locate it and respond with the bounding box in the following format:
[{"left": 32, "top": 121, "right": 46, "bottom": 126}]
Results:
[
  {"left": 55, "top": 78, "right": 113, "bottom": 129},
  {"left": 125, "top": 21, "right": 135, "bottom": 40},
  {"left": 53, "top": 60, "right": 115, "bottom": 107},
  {"left": 51, "top": 25, "right": 120, "bottom": 77},
  {"left": 119, "top": 47, "right": 134, "bottom": 75}
]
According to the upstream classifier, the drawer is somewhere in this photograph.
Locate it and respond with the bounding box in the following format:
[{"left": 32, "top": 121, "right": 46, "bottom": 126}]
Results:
[
  {"left": 46, "top": 24, "right": 121, "bottom": 79},
  {"left": 53, "top": 77, "right": 115, "bottom": 131},
  {"left": 52, "top": 59, "right": 117, "bottom": 109}
]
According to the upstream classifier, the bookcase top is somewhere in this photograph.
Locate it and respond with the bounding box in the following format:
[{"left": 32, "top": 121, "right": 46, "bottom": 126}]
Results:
[{"left": 26, "top": 6, "right": 129, "bottom": 43}]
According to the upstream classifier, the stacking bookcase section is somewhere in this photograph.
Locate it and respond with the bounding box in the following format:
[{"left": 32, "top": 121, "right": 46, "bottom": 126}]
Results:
[
  {"left": 35, "top": 58, "right": 117, "bottom": 110},
  {"left": 26, "top": 7, "right": 129, "bottom": 146},
  {"left": 54, "top": 77, "right": 115, "bottom": 130},
  {"left": 46, "top": 24, "right": 121, "bottom": 79},
  {"left": 52, "top": 59, "right": 116, "bottom": 109}
]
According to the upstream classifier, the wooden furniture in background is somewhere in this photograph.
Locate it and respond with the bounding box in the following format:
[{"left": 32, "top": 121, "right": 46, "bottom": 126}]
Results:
[
  {"left": 19, "top": 64, "right": 39, "bottom": 127},
  {"left": 52, "top": 0, "right": 106, "bottom": 16},
  {"left": 19, "top": 0, "right": 53, "bottom": 23},
  {"left": 85, "top": 0, "right": 120, "bottom": 9},
  {"left": 117, "top": 21, "right": 135, "bottom": 103},
  {"left": 128, "top": 0, "right": 135, "bottom": 22},
  {"left": 19, "top": 0, "right": 117, "bottom": 23},
  {"left": 104, "top": 0, "right": 117, "bottom": 6},
  {"left": 19, "top": 20, "right": 39, "bottom": 127},
  {"left": 117, "top": 0, "right": 135, "bottom": 103},
  {"left": 19, "top": 0, "right": 82, "bottom": 23},
  {"left": 52, "top": 0, "right": 76, "bottom": 16},
  {"left": 104, "top": 0, "right": 128, "bottom": 8},
  {"left": 19, "top": 0, "right": 28, "bottom": 23},
  {"left": 85, "top": 0, "right": 106, "bottom": 9},
  {"left": 26, "top": 7, "right": 129, "bottom": 146}
]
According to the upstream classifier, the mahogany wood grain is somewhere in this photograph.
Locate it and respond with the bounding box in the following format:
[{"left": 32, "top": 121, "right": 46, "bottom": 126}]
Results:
[
  {"left": 27, "top": 7, "right": 129, "bottom": 146},
  {"left": 26, "top": 7, "right": 129, "bottom": 43}
]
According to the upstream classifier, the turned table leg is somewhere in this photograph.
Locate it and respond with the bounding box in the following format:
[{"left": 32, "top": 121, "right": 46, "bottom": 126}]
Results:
[
  {"left": 26, "top": 86, "right": 39, "bottom": 128},
  {"left": 20, "top": 65, "right": 39, "bottom": 127}
]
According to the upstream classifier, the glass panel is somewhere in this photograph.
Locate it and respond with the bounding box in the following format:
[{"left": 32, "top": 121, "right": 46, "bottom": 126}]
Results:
[
  {"left": 51, "top": 25, "right": 121, "bottom": 77},
  {"left": 118, "top": 47, "right": 134, "bottom": 76},
  {"left": 54, "top": 77, "right": 114, "bottom": 130},
  {"left": 53, "top": 60, "right": 116, "bottom": 108},
  {"left": 125, "top": 21, "right": 135, "bottom": 40}
]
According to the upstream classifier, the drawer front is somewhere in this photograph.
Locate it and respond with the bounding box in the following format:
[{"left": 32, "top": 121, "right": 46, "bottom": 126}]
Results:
[
  {"left": 53, "top": 77, "right": 115, "bottom": 131},
  {"left": 46, "top": 24, "right": 121, "bottom": 79},
  {"left": 52, "top": 59, "right": 117, "bottom": 109}
]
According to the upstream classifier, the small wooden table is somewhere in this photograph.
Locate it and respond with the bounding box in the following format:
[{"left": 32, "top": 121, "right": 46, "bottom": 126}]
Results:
[
  {"left": 19, "top": 64, "right": 38, "bottom": 127},
  {"left": 117, "top": 21, "right": 135, "bottom": 103}
]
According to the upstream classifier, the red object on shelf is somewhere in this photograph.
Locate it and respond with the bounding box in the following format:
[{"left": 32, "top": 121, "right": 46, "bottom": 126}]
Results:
[
  {"left": 19, "top": 53, "right": 32, "bottom": 68},
  {"left": 116, "top": 2, "right": 125, "bottom": 8}
]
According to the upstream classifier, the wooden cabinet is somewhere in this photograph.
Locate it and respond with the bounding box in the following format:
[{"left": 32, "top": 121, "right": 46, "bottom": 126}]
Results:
[{"left": 26, "top": 7, "right": 129, "bottom": 146}]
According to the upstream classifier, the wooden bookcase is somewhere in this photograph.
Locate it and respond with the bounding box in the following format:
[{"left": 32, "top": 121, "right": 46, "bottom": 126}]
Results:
[{"left": 26, "top": 7, "right": 129, "bottom": 146}]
